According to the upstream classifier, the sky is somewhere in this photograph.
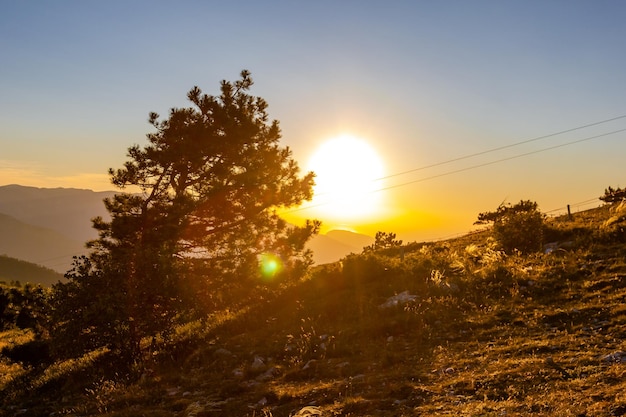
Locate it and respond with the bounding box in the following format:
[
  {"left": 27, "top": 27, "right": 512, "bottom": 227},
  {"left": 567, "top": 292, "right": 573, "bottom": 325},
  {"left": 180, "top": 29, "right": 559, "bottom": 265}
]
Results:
[{"left": 2, "top": 1, "right": 626, "bottom": 242}]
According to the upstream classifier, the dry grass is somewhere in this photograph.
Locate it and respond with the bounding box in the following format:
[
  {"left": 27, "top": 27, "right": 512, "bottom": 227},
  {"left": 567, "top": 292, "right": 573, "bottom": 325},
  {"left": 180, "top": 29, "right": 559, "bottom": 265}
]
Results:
[{"left": 2, "top": 204, "right": 626, "bottom": 416}]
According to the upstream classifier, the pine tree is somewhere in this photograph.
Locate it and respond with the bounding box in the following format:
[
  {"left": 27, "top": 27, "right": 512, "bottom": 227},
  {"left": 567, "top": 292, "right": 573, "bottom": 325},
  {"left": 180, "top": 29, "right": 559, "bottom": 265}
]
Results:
[{"left": 52, "top": 71, "right": 319, "bottom": 361}]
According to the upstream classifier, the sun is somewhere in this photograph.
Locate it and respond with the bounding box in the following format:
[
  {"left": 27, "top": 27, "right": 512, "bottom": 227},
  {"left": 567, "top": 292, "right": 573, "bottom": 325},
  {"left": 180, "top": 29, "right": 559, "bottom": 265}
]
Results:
[{"left": 307, "top": 134, "right": 384, "bottom": 222}]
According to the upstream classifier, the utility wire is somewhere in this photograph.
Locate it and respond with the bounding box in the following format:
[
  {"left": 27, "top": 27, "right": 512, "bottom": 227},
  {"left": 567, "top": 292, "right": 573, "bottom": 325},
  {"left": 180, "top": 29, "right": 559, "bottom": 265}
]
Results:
[
  {"left": 379, "top": 114, "right": 626, "bottom": 181},
  {"left": 289, "top": 126, "right": 626, "bottom": 214},
  {"left": 378, "top": 127, "right": 626, "bottom": 192},
  {"left": 312, "top": 113, "right": 626, "bottom": 199},
  {"left": 545, "top": 197, "right": 600, "bottom": 214}
]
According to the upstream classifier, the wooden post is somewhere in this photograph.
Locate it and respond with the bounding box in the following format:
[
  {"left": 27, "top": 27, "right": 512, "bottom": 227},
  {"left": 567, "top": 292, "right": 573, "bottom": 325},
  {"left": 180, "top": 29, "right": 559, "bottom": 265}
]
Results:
[{"left": 567, "top": 204, "right": 572, "bottom": 221}]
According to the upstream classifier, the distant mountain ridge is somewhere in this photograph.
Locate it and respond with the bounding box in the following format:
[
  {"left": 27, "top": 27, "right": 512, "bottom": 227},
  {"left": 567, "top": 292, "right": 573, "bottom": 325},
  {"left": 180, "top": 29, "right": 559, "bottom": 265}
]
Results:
[
  {"left": 307, "top": 230, "right": 374, "bottom": 265},
  {"left": 0, "top": 212, "right": 85, "bottom": 274},
  {"left": 0, "top": 184, "right": 115, "bottom": 242},
  {"left": 0, "top": 255, "right": 64, "bottom": 287},
  {"left": 0, "top": 185, "right": 113, "bottom": 274},
  {"left": 0, "top": 185, "right": 371, "bottom": 275}
]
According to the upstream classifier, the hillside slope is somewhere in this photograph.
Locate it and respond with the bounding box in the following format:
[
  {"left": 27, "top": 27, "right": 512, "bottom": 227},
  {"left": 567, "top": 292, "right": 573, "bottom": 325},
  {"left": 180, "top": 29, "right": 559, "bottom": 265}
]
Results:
[
  {"left": 0, "top": 213, "right": 85, "bottom": 273},
  {"left": 2, "top": 204, "right": 626, "bottom": 416},
  {"left": 0, "top": 255, "right": 64, "bottom": 287}
]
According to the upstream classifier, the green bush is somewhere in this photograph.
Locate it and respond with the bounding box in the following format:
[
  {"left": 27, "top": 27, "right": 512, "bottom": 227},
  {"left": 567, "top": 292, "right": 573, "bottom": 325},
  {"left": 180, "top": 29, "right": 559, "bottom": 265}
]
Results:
[{"left": 476, "top": 200, "right": 544, "bottom": 254}]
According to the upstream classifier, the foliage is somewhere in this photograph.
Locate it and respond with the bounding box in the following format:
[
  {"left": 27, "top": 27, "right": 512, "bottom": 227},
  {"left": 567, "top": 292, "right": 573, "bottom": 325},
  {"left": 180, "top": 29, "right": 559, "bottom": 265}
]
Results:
[
  {"left": 476, "top": 200, "right": 544, "bottom": 254},
  {"left": 363, "top": 231, "right": 403, "bottom": 252},
  {"left": 51, "top": 71, "right": 318, "bottom": 363},
  {"left": 599, "top": 185, "right": 626, "bottom": 203},
  {"left": 0, "top": 283, "right": 50, "bottom": 334},
  {"left": 50, "top": 256, "right": 135, "bottom": 360}
]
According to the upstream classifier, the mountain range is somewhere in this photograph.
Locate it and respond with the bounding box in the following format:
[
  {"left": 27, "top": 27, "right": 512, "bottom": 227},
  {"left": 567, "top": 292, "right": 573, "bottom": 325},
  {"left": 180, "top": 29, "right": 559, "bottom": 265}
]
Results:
[{"left": 0, "top": 184, "right": 372, "bottom": 283}]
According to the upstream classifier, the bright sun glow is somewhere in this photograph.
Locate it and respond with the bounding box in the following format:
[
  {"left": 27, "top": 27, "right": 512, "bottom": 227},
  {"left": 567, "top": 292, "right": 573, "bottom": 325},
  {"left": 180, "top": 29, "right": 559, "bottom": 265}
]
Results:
[{"left": 307, "top": 134, "right": 384, "bottom": 221}]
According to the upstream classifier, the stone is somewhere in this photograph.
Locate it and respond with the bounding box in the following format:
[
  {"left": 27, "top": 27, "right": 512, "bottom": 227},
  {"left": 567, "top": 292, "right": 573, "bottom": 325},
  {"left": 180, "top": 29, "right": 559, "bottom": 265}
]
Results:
[
  {"left": 214, "top": 348, "right": 232, "bottom": 357},
  {"left": 292, "top": 406, "right": 322, "bottom": 416},
  {"left": 251, "top": 355, "right": 265, "bottom": 370},
  {"left": 379, "top": 291, "right": 417, "bottom": 309},
  {"left": 256, "top": 366, "right": 278, "bottom": 381},
  {"left": 600, "top": 351, "right": 626, "bottom": 364}
]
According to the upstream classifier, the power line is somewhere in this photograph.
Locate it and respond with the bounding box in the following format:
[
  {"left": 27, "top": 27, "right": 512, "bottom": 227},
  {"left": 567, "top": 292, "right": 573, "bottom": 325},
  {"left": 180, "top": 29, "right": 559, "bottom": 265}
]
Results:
[
  {"left": 289, "top": 126, "right": 626, "bottom": 214},
  {"left": 545, "top": 197, "right": 600, "bottom": 214},
  {"left": 378, "top": 127, "right": 626, "bottom": 192},
  {"left": 379, "top": 113, "right": 626, "bottom": 181},
  {"left": 311, "top": 113, "right": 626, "bottom": 199}
]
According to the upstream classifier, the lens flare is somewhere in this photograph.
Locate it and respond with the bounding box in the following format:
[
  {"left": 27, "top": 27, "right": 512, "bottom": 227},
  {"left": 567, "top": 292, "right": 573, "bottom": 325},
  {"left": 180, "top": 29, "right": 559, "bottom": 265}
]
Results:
[{"left": 259, "top": 253, "right": 282, "bottom": 280}]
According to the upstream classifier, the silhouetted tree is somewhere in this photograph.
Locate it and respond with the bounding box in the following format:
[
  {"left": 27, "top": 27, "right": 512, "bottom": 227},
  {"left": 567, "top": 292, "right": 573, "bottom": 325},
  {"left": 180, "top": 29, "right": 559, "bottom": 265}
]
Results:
[
  {"left": 600, "top": 186, "right": 626, "bottom": 203},
  {"left": 52, "top": 71, "right": 318, "bottom": 362},
  {"left": 476, "top": 200, "right": 544, "bottom": 254},
  {"left": 363, "top": 231, "right": 403, "bottom": 252}
]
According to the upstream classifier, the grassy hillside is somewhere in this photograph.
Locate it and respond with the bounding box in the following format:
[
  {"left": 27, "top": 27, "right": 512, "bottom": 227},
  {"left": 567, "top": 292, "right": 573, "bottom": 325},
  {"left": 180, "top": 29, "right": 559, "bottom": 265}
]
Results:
[
  {"left": 2, "top": 203, "right": 626, "bottom": 416},
  {"left": 0, "top": 255, "right": 65, "bottom": 287}
]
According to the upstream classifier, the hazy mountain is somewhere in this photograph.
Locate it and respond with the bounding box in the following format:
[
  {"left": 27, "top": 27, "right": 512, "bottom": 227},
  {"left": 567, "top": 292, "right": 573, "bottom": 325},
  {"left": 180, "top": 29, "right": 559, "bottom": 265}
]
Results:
[
  {"left": 0, "top": 184, "right": 370, "bottom": 269},
  {"left": 0, "top": 255, "right": 65, "bottom": 287},
  {"left": 325, "top": 229, "right": 374, "bottom": 250},
  {"left": 0, "top": 212, "right": 85, "bottom": 274},
  {"left": 0, "top": 184, "right": 115, "bottom": 242},
  {"left": 307, "top": 230, "right": 374, "bottom": 265}
]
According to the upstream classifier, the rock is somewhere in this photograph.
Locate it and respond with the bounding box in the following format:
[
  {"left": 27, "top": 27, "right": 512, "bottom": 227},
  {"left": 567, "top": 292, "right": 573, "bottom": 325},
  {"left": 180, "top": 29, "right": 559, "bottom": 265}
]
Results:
[
  {"left": 601, "top": 351, "right": 626, "bottom": 364},
  {"left": 379, "top": 291, "right": 417, "bottom": 309},
  {"left": 185, "top": 401, "right": 204, "bottom": 417},
  {"left": 256, "top": 366, "right": 278, "bottom": 381},
  {"left": 214, "top": 348, "right": 232, "bottom": 357},
  {"left": 240, "top": 380, "right": 260, "bottom": 389},
  {"left": 251, "top": 355, "right": 265, "bottom": 370},
  {"left": 544, "top": 241, "right": 574, "bottom": 254},
  {"left": 292, "top": 406, "right": 322, "bottom": 416},
  {"left": 543, "top": 242, "right": 559, "bottom": 254}
]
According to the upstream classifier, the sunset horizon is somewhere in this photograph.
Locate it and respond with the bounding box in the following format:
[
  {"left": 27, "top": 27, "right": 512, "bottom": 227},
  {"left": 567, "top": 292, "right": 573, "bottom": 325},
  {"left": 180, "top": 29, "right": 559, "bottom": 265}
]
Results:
[{"left": 3, "top": 2, "right": 626, "bottom": 243}]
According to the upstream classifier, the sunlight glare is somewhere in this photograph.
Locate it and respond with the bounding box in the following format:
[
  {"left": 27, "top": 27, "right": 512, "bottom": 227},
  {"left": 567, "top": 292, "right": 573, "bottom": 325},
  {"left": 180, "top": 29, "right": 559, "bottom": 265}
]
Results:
[{"left": 307, "top": 134, "right": 384, "bottom": 221}]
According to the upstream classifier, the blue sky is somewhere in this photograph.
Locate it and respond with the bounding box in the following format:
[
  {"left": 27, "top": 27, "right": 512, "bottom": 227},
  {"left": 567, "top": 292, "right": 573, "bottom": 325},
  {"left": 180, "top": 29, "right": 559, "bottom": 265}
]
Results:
[{"left": 2, "top": 1, "right": 626, "bottom": 240}]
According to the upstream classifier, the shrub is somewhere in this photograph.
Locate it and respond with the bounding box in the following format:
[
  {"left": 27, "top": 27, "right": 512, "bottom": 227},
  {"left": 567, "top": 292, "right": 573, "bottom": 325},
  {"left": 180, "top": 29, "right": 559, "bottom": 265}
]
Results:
[
  {"left": 476, "top": 200, "right": 544, "bottom": 254},
  {"left": 363, "top": 231, "right": 403, "bottom": 252},
  {"left": 600, "top": 185, "right": 626, "bottom": 203}
]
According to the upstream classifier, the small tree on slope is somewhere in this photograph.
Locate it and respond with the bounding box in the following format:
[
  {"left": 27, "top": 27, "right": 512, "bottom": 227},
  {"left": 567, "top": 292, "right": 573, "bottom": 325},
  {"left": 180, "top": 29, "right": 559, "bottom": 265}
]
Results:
[
  {"left": 600, "top": 186, "right": 626, "bottom": 203},
  {"left": 475, "top": 200, "right": 544, "bottom": 255}
]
